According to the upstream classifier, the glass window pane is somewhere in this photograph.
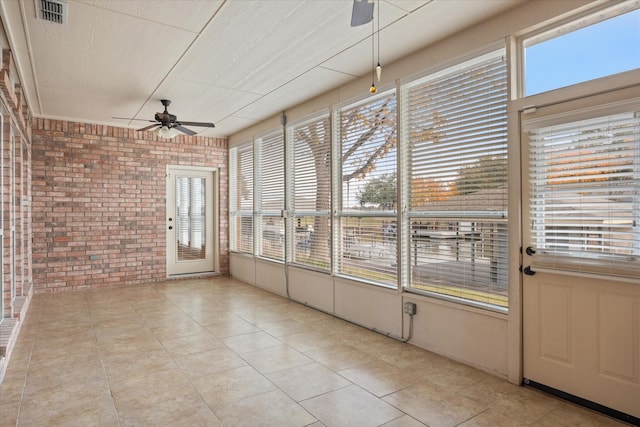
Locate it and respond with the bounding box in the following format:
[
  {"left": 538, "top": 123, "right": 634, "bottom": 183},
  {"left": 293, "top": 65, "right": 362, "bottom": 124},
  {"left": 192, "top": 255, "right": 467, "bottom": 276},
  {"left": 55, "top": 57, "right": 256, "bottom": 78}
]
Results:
[
  {"left": 176, "top": 176, "right": 206, "bottom": 261},
  {"left": 337, "top": 216, "right": 397, "bottom": 286},
  {"left": 524, "top": 8, "right": 640, "bottom": 96},
  {"left": 291, "top": 115, "right": 331, "bottom": 271},
  {"left": 404, "top": 49, "right": 508, "bottom": 308},
  {"left": 528, "top": 111, "right": 640, "bottom": 262}
]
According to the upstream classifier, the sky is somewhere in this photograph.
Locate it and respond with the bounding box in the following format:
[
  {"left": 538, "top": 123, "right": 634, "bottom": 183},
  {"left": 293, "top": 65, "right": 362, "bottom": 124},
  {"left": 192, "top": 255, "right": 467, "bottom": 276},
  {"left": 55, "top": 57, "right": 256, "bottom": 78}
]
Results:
[{"left": 525, "top": 8, "right": 640, "bottom": 96}]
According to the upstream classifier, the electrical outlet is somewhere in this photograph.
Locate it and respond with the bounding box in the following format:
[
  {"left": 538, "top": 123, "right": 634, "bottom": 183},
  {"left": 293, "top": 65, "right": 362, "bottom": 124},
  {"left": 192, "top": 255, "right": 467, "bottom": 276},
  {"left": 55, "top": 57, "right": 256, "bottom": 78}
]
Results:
[{"left": 404, "top": 302, "right": 416, "bottom": 315}]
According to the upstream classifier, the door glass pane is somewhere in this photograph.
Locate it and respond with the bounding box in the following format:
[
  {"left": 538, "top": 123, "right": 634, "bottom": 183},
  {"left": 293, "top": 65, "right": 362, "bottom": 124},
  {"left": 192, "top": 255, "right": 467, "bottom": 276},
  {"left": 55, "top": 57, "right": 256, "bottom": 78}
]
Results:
[{"left": 176, "top": 176, "right": 206, "bottom": 261}]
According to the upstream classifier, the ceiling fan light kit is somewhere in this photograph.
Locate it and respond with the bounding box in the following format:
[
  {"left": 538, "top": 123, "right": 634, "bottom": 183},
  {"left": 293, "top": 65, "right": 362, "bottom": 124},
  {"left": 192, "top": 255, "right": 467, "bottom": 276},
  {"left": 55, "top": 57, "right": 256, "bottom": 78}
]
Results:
[{"left": 154, "top": 126, "right": 180, "bottom": 139}]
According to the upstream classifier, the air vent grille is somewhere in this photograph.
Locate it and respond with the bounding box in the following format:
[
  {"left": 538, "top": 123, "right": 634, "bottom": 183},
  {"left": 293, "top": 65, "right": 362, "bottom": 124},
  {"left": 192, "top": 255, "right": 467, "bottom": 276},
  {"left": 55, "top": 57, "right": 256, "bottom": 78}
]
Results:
[{"left": 36, "top": 0, "right": 67, "bottom": 25}]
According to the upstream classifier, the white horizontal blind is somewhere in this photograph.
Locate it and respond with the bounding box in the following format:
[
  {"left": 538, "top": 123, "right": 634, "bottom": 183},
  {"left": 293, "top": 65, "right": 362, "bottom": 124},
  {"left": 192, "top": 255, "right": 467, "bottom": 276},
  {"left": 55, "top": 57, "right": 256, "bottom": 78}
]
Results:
[
  {"left": 290, "top": 115, "right": 331, "bottom": 270},
  {"left": 403, "top": 50, "right": 508, "bottom": 307},
  {"left": 257, "top": 131, "right": 285, "bottom": 260},
  {"left": 336, "top": 90, "right": 397, "bottom": 286},
  {"left": 176, "top": 176, "right": 206, "bottom": 260},
  {"left": 229, "top": 144, "right": 253, "bottom": 254},
  {"left": 528, "top": 111, "right": 640, "bottom": 270}
]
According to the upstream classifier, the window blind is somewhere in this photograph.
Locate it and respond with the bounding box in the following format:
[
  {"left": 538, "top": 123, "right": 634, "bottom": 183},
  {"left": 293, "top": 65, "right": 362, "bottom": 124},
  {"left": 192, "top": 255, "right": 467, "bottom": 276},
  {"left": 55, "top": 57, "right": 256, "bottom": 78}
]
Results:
[
  {"left": 230, "top": 144, "right": 253, "bottom": 254},
  {"left": 403, "top": 50, "right": 508, "bottom": 307},
  {"left": 257, "top": 131, "right": 285, "bottom": 260},
  {"left": 176, "top": 176, "right": 206, "bottom": 260},
  {"left": 290, "top": 115, "right": 331, "bottom": 270},
  {"left": 528, "top": 110, "right": 640, "bottom": 273},
  {"left": 336, "top": 90, "right": 398, "bottom": 286}
]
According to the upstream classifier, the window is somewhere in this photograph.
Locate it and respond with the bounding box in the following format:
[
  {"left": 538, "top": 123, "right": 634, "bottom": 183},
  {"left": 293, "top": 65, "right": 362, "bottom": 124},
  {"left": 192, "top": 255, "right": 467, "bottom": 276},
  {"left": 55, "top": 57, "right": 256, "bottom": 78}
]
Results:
[
  {"left": 229, "top": 144, "right": 254, "bottom": 254},
  {"left": 523, "top": 6, "right": 640, "bottom": 96},
  {"left": 402, "top": 50, "right": 508, "bottom": 307},
  {"left": 335, "top": 89, "right": 398, "bottom": 286},
  {"left": 256, "top": 130, "right": 285, "bottom": 261},
  {"left": 289, "top": 114, "right": 331, "bottom": 270},
  {"left": 527, "top": 108, "right": 640, "bottom": 276}
]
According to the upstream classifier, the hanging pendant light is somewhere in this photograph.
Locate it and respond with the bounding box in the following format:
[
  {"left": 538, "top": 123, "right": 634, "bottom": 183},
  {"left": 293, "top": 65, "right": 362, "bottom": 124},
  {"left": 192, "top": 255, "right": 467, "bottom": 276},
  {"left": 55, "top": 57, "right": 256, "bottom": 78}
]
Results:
[
  {"left": 370, "top": 2, "right": 377, "bottom": 94},
  {"left": 376, "top": 0, "right": 382, "bottom": 82}
]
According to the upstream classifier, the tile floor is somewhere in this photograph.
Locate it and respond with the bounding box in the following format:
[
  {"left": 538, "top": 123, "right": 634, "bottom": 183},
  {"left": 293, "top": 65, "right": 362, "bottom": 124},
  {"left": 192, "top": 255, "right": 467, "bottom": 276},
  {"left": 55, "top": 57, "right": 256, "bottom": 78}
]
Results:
[{"left": 0, "top": 277, "right": 627, "bottom": 426}]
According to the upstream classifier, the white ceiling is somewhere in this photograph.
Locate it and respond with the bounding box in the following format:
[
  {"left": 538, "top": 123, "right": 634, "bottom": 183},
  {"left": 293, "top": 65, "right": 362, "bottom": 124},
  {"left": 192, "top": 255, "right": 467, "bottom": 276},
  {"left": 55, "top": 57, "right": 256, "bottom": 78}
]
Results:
[{"left": 0, "top": 0, "right": 523, "bottom": 138}]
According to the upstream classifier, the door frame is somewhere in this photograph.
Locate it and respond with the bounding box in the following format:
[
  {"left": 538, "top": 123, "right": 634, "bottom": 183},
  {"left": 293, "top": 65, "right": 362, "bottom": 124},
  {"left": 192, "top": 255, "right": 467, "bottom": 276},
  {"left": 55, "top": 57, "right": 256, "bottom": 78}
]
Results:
[{"left": 166, "top": 165, "right": 220, "bottom": 276}]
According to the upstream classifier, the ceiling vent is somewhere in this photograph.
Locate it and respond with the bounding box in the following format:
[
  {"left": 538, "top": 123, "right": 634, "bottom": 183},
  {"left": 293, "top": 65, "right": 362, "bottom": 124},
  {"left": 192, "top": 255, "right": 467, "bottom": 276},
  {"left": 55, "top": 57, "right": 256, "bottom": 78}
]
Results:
[{"left": 35, "top": 0, "right": 67, "bottom": 25}]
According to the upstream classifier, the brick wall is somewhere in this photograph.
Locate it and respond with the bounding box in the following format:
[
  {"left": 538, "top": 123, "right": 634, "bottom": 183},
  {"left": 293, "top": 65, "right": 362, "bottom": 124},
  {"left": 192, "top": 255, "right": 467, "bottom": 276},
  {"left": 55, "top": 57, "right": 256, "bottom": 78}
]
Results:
[{"left": 31, "top": 119, "right": 228, "bottom": 292}]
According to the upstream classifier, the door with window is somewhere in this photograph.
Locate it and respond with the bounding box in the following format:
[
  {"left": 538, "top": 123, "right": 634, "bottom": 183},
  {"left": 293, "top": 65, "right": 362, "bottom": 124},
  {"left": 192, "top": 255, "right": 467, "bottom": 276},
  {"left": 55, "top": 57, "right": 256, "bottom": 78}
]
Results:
[
  {"left": 167, "top": 166, "right": 218, "bottom": 275},
  {"left": 521, "top": 88, "right": 640, "bottom": 420}
]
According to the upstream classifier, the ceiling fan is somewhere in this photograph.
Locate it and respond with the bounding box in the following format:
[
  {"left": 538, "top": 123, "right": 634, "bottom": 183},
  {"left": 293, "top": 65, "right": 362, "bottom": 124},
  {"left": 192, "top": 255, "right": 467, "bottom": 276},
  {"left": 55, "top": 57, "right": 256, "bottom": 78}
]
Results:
[
  {"left": 132, "top": 99, "right": 215, "bottom": 138},
  {"left": 351, "top": 0, "right": 374, "bottom": 26}
]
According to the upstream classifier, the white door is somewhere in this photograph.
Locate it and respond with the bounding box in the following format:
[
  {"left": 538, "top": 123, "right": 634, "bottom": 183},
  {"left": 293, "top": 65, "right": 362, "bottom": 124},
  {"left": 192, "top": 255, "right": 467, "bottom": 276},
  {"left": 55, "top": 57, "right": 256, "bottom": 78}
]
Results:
[
  {"left": 167, "top": 166, "right": 217, "bottom": 275},
  {"left": 521, "top": 89, "right": 640, "bottom": 421}
]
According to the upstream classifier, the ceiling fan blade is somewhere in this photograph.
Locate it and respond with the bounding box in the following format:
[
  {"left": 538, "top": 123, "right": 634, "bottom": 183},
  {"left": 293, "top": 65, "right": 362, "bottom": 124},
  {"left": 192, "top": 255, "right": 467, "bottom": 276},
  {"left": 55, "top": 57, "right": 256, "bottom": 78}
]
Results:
[
  {"left": 112, "top": 117, "right": 156, "bottom": 122},
  {"left": 174, "top": 125, "right": 197, "bottom": 136},
  {"left": 178, "top": 121, "right": 215, "bottom": 128},
  {"left": 351, "top": 0, "right": 374, "bottom": 27},
  {"left": 137, "top": 123, "right": 161, "bottom": 132}
]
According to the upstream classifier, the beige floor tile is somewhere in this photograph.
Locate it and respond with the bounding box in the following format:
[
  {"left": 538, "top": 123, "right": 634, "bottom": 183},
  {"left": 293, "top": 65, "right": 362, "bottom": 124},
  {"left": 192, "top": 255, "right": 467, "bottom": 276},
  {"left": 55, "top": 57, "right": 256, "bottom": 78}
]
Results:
[
  {"left": 339, "top": 360, "right": 416, "bottom": 397},
  {"left": 205, "top": 318, "right": 261, "bottom": 338},
  {"left": 29, "top": 336, "right": 100, "bottom": 365},
  {"left": 90, "top": 313, "right": 143, "bottom": 330},
  {"left": 222, "top": 331, "right": 283, "bottom": 354},
  {"left": 96, "top": 327, "right": 165, "bottom": 357},
  {"left": 258, "top": 319, "right": 310, "bottom": 337},
  {"left": 193, "top": 365, "right": 276, "bottom": 409},
  {"left": 173, "top": 346, "right": 247, "bottom": 378},
  {"left": 405, "top": 356, "right": 490, "bottom": 392},
  {"left": 187, "top": 309, "right": 240, "bottom": 326},
  {"left": 301, "top": 384, "right": 404, "bottom": 427},
  {"left": 214, "top": 389, "right": 317, "bottom": 427},
  {"left": 0, "top": 401, "right": 20, "bottom": 427},
  {"left": 380, "top": 415, "right": 428, "bottom": 426},
  {"left": 117, "top": 393, "right": 221, "bottom": 427},
  {"left": 110, "top": 368, "right": 196, "bottom": 408},
  {"left": 17, "top": 398, "right": 119, "bottom": 427},
  {"left": 234, "top": 308, "right": 290, "bottom": 325},
  {"left": 101, "top": 348, "right": 177, "bottom": 385},
  {"left": 531, "top": 401, "right": 628, "bottom": 426},
  {"left": 458, "top": 376, "right": 561, "bottom": 423},
  {"left": 278, "top": 330, "right": 340, "bottom": 352},
  {"left": 159, "top": 331, "right": 225, "bottom": 356},
  {"left": 2, "top": 279, "right": 625, "bottom": 427},
  {"left": 242, "top": 343, "right": 314, "bottom": 374},
  {"left": 0, "top": 376, "right": 26, "bottom": 405},
  {"left": 149, "top": 319, "right": 210, "bottom": 340},
  {"left": 365, "top": 340, "right": 434, "bottom": 369},
  {"left": 19, "top": 381, "right": 117, "bottom": 427},
  {"left": 267, "top": 362, "right": 352, "bottom": 401},
  {"left": 305, "top": 343, "right": 373, "bottom": 371},
  {"left": 458, "top": 408, "right": 525, "bottom": 426},
  {"left": 382, "top": 381, "right": 488, "bottom": 427}
]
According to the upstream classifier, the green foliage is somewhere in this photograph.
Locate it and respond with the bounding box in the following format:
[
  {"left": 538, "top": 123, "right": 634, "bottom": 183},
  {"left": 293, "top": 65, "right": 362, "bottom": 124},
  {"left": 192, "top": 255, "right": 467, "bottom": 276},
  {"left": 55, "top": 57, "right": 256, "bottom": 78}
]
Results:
[{"left": 357, "top": 174, "right": 397, "bottom": 209}]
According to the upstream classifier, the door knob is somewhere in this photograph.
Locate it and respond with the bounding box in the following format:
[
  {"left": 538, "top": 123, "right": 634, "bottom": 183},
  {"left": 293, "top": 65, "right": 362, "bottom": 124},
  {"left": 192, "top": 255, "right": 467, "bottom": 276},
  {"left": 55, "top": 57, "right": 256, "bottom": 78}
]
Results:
[
  {"left": 525, "top": 246, "right": 536, "bottom": 256},
  {"left": 168, "top": 226, "right": 173, "bottom": 230},
  {"left": 523, "top": 266, "right": 535, "bottom": 275}
]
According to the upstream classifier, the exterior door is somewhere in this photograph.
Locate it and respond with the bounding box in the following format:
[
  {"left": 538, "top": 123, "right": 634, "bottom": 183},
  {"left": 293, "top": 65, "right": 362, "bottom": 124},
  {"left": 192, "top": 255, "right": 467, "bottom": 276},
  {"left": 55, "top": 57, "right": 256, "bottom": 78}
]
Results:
[
  {"left": 167, "top": 166, "right": 217, "bottom": 275},
  {"left": 521, "top": 89, "right": 640, "bottom": 421}
]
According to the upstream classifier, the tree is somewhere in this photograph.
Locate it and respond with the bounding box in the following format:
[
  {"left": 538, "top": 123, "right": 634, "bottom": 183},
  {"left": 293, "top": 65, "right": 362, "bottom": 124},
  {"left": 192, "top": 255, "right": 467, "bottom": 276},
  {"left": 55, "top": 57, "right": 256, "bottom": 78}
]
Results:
[
  {"left": 411, "top": 177, "right": 458, "bottom": 206},
  {"left": 293, "top": 93, "right": 397, "bottom": 260},
  {"left": 357, "top": 174, "right": 396, "bottom": 209},
  {"left": 456, "top": 155, "right": 507, "bottom": 195}
]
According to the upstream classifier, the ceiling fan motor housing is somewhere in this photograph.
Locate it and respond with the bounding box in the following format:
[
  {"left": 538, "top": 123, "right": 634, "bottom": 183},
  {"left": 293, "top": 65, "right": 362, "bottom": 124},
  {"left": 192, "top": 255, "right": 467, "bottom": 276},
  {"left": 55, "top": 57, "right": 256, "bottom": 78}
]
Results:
[{"left": 155, "top": 112, "right": 177, "bottom": 126}]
